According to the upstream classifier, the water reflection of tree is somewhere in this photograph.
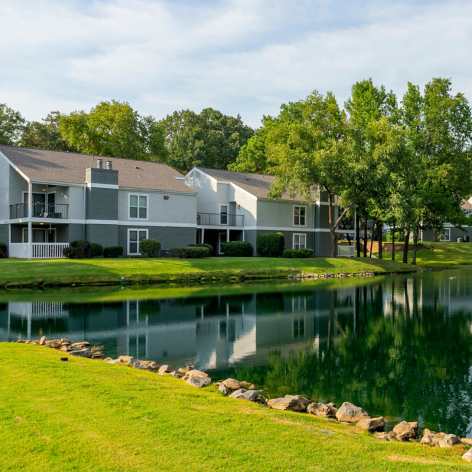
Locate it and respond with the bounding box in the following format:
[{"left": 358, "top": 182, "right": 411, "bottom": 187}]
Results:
[{"left": 236, "top": 280, "right": 472, "bottom": 437}]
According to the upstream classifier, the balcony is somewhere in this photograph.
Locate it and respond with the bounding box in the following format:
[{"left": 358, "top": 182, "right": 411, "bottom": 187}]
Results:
[
  {"left": 197, "top": 213, "right": 244, "bottom": 227},
  {"left": 10, "top": 202, "right": 69, "bottom": 220}
]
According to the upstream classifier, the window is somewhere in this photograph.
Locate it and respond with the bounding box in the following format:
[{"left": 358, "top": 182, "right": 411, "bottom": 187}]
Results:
[
  {"left": 293, "top": 233, "right": 306, "bottom": 250},
  {"left": 128, "top": 229, "right": 148, "bottom": 255},
  {"left": 220, "top": 205, "right": 228, "bottom": 225},
  {"left": 439, "top": 228, "right": 450, "bottom": 242},
  {"left": 294, "top": 206, "right": 306, "bottom": 226},
  {"left": 129, "top": 194, "right": 148, "bottom": 219}
]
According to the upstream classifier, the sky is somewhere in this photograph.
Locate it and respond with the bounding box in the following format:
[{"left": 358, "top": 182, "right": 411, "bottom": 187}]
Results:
[{"left": 1, "top": 0, "right": 472, "bottom": 128}]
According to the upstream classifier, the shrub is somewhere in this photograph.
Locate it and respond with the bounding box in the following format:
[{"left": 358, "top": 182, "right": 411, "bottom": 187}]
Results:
[
  {"left": 189, "top": 243, "right": 214, "bottom": 254},
  {"left": 256, "top": 232, "right": 285, "bottom": 257},
  {"left": 103, "top": 246, "right": 124, "bottom": 258},
  {"left": 63, "top": 247, "right": 78, "bottom": 259},
  {"left": 221, "top": 241, "right": 253, "bottom": 257},
  {"left": 170, "top": 246, "right": 210, "bottom": 258},
  {"left": 283, "top": 248, "right": 313, "bottom": 258},
  {"left": 70, "top": 240, "right": 90, "bottom": 259},
  {"left": 140, "top": 239, "right": 161, "bottom": 257},
  {"left": 0, "top": 242, "right": 6, "bottom": 258},
  {"left": 90, "top": 243, "right": 104, "bottom": 258}
]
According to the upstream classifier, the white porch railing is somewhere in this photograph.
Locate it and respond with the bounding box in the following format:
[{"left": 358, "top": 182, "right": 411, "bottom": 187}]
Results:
[
  {"left": 9, "top": 243, "right": 69, "bottom": 259},
  {"left": 338, "top": 245, "right": 355, "bottom": 257}
]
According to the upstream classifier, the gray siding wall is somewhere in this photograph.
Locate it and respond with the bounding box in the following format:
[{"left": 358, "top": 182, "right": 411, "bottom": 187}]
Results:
[
  {"left": 254, "top": 230, "right": 314, "bottom": 253},
  {"left": 185, "top": 170, "right": 218, "bottom": 214},
  {"left": 65, "top": 186, "right": 85, "bottom": 220},
  {"left": 117, "top": 190, "right": 197, "bottom": 225},
  {"left": 423, "top": 226, "right": 472, "bottom": 242},
  {"left": 8, "top": 166, "right": 27, "bottom": 215},
  {"left": 256, "top": 200, "right": 314, "bottom": 231},
  {"left": 86, "top": 188, "right": 118, "bottom": 221},
  {"left": 118, "top": 226, "right": 195, "bottom": 255},
  {"left": 232, "top": 186, "right": 257, "bottom": 227},
  {"left": 86, "top": 168, "right": 119, "bottom": 186},
  {"left": 0, "top": 157, "right": 11, "bottom": 221},
  {"left": 87, "top": 224, "right": 119, "bottom": 248},
  {"left": 0, "top": 224, "right": 8, "bottom": 247}
]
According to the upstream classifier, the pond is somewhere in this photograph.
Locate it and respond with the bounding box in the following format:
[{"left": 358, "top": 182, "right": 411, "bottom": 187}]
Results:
[{"left": 1, "top": 270, "right": 472, "bottom": 436}]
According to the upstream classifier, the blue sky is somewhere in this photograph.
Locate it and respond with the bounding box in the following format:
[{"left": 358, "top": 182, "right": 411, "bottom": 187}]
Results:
[{"left": 1, "top": 0, "right": 471, "bottom": 127}]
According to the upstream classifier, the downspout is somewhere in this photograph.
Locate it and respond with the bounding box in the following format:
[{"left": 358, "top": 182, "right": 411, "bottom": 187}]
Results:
[{"left": 83, "top": 185, "right": 86, "bottom": 240}]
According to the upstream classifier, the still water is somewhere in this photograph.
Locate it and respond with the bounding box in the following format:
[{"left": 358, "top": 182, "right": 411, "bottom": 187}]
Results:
[{"left": 2, "top": 270, "right": 472, "bottom": 436}]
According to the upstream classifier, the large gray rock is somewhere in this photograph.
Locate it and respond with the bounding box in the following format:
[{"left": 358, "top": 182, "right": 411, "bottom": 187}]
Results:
[
  {"left": 335, "top": 402, "right": 370, "bottom": 423},
  {"left": 307, "top": 402, "right": 337, "bottom": 418},
  {"left": 45, "top": 339, "right": 61, "bottom": 349},
  {"left": 463, "top": 448, "right": 472, "bottom": 462},
  {"left": 438, "top": 434, "right": 461, "bottom": 447},
  {"left": 186, "top": 376, "right": 211, "bottom": 388},
  {"left": 39, "top": 336, "right": 47, "bottom": 345},
  {"left": 68, "top": 349, "right": 93, "bottom": 358},
  {"left": 392, "top": 421, "right": 419, "bottom": 440},
  {"left": 222, "top": 378, "right": 241, "bottom": 390},
  {"left": 356, "top": 417, "right": 385, "bottom": 431},
  {"left": 229, "top": 389, "right": 259, "bottom": 402},
  {"left": 374, "top": 432, "right": 399, "bottom": 442},
  {"left": 158, "top": 365, "right": 173, "bottom": 374},
  {"left": 267, "top": 395, "right": 310, "bottom": 412},
  {"left": 218, "top": 383, "right": 230, "bottom": 396},
  {"left": 420, "top": 430, "right": 444, "bottom": 446},
  {"left": 71, "top": 342, "right": 90, "bottom": 348}
]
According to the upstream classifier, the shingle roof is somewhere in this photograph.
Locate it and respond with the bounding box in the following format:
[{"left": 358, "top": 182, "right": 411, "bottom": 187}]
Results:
[
  {"left": 462, "top": 200, "right": 472, "bottom": 210},
  {"left": 197, "top": 168, "right": 309, "bottom": 201},
  {"left": 0, "top": 145, "right": 196, "bottom": 193}
]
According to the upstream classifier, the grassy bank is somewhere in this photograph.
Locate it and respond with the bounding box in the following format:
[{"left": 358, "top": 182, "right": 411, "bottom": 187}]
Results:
[
  {"left": 0, "top": 257, "right": 417, "bottom": 288},
  {"left": 0, "top": 344, "right": 468, "bottom": 471},
  {"left": 384, "top": 242, "right": 472, "bottom": 267}
]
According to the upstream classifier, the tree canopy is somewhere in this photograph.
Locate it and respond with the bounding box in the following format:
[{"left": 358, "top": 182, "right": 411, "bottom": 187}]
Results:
[
  {"left": 59, "top": 100, "right": 167, "bottom": 162},
  {"left": 160, "top": 108, "right": 254, "bottom": 173},
  {"left": 0, "top": 103, "right": 25, "bottom": 145}
]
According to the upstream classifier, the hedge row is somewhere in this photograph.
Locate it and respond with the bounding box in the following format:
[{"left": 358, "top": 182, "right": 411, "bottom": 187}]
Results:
[
  {"left": 170, "top": 246, "right": 211, "bottom": 258},
  {"left": 283, "top": 249, "right": 313, "bottom": 258},
  {"left": 221, "top": 241, "right": 253, "bottom": 257}
]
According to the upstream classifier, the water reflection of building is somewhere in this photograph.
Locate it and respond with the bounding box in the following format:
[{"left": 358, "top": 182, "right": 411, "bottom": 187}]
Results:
[{"left": 0, "top": 288, "right": 359, "bottom": 370}]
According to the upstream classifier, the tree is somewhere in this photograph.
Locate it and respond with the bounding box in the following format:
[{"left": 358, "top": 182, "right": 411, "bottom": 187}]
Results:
[
  {"left": 0, "top": 103, "right": 25, "bottom": 145},
  {"left": 59, "top": 100, "right": 167, "bottom": 162},
  {"left": 228, "top": 127, "right": 272, "bottom": 173},
  {"left": 267, "top": 90, "right": 403, "bottom": 257},
  {"left": 395, "top": 79, "right": 472, "bottom": 264},
  {"left": 20, "top": 112, "right": 76, "bottom": 151},
  {"left": 160, "top": 108, "right": 254, "bottom": 173}
]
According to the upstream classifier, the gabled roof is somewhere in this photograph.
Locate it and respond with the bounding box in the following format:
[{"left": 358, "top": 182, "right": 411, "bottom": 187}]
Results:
[
  {"left": 0, "top": 145, "right": 196, "bottom": 193},
  {"left": 196, "top": 167, "right": 308, "bottom": 201}
]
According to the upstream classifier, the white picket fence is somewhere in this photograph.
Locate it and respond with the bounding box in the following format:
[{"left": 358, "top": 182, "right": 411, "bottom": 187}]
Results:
[{"left": 9, "top": 243, "right": 69, "bottom": 259}]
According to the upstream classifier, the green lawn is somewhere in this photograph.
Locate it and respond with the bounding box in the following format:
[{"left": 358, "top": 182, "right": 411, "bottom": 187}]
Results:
[
  {"left": 0, "top": 344, "right": 469, "bottom": 471},
  {"left": 0, "top": 257, "right": 417, "bottom": 288},
  {"left": 386, "top": 242, "right": 472, "bottom": 267}
]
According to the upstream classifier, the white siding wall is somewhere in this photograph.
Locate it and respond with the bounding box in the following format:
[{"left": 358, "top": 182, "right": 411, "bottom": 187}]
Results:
[
  {"left": 184, "top": 170, "right": 218, "bottom": 214},
  {"left": 0, "top": 157, "right": 11, "bottom": 220}
]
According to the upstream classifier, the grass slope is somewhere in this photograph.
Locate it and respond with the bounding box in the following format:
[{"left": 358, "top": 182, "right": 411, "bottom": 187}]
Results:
[
  {"left": 0, "top": 344, "right": 468, "bottom": 471},
  {"left": 388, "top": 242, "right": 472, "bottom": 267},
  {"left": 0, "top": 257, "right": 417, "bottom": 288}
]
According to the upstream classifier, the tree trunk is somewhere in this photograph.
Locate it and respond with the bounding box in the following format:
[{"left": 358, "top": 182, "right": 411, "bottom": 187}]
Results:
[
  {"left": 327, "top": 191, "right": 337, "bottom": 258},
  {"left": 378, "top": 220, "right": 383, "bottom": 259},
  {"left": 403, "top": 231, "right": 410, "bottom": 263},
  {"left": 356, "top": 214, "right": 360, "bottom": 257},
  {"left": 391, "top": 223, "right": 396, "bottom": 261},
  {"left": 364, "top": 220, "right": 367, "bottom": 257},
  {"left": 369, "top": 222, "right": 375, "bottom": 258},
  {"left": 412, "top": 226, "right": 419, "bottom": 265}
]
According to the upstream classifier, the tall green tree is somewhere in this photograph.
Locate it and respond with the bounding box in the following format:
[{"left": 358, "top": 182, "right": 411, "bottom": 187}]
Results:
[
  {"left": 20, "top": 112, "right": 76, "bottom": 151},
  {"left": 228, "top": 127, "right": 271, "bottom": 173},
  {"left": 59, "top": 100, "right": 167, "bottom": 162},
  {"left": 267, "top": 90, "right": 403, "bottom": 257},
  {"left": 0, "top": 103, "right": 25, "bottom": 145},
  {"left": 161, "top": 108, "right": 254, "bottom": 173},
  {"left": 395, "top": 79, "right": 472, "bottom": 264}
]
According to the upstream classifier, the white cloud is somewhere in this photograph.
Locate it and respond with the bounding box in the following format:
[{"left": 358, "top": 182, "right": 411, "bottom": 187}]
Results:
[{"left": 0, "top": 0, "right": 471, "bottom": 127}]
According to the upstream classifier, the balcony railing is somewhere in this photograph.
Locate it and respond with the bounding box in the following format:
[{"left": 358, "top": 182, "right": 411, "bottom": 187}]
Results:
[
  {"left": 197, "top": 213, "right": 244, "bottom": 227},
  {"left": 10, "top": 202, "right": 69, "bottom": 220}
]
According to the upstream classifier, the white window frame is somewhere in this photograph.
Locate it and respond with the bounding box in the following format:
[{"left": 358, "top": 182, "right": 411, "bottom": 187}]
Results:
[
  {"left": 293, "top": 205, "right": 306, "bottom": 227},
  {"left": 128, "top": 193, "right": 149, "bottom": 220},
  {"left": 293, "top": 233, "right": 307, "bottom": 250},
  {"left": 439, "top": 228, "right": 451, "bottom": 242},
  {"left": 127, "top": 228, "right": 149, "bottom": 256},
  {"left": 219, "top": 204, "right": 228, "bottom": 225}
]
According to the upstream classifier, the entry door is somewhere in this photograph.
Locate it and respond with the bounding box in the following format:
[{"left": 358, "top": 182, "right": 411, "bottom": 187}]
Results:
[
  {"left": 128, "top": 229, "right": 148, "bottom": 255},
  {"left": 33, "top": 194, "right": 46, "bottom": 217},
  {"left": 219, "top": 232, "right": 227, "bottom": 255}
]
